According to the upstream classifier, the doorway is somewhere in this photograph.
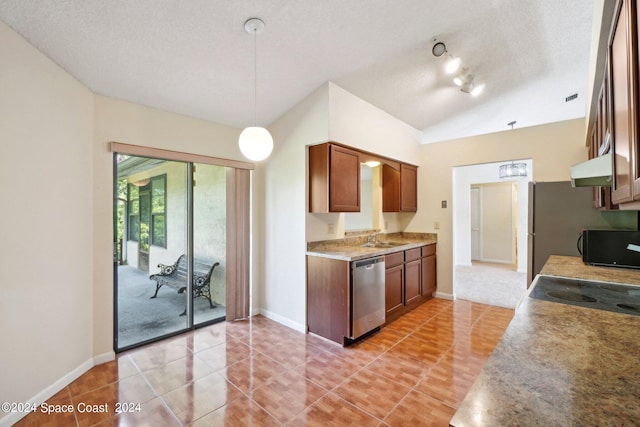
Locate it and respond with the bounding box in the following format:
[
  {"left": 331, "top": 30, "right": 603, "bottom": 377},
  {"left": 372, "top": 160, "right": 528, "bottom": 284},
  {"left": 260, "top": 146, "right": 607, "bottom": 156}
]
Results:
[
  {"left": 113, "top": 147, "right": 250, "bottom": 352},
  {"left": 452, "top": 160, "right": 532, "bottom": 308}
]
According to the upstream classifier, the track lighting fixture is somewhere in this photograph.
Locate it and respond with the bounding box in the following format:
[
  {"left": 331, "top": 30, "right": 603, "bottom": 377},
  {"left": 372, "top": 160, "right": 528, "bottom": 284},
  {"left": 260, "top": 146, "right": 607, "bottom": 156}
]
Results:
[{"left": 432, "top": 40, "right": 484, "bottom": 96}]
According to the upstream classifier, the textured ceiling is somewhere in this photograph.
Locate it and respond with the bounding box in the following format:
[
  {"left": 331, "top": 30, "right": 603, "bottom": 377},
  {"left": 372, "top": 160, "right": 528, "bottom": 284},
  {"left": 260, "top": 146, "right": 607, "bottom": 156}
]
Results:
[{"left": 0, "top": 0, "right": 594, "bottom": 143}]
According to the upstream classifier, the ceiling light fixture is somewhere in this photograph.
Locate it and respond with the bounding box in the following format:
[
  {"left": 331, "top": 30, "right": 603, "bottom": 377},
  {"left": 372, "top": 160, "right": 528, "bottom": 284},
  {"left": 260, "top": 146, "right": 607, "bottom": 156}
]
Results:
[
  {"left": 431, "top": 40, "right": 484, "bottom": 96},
  {"left": 238, "top": 18, "right": 273, "bottom": 162},
  {"left": 499, "top": 162, "right": 528, "bottom": 179},
  {"left": 445, "top": 57, "right": 461, "bottom": 74}
]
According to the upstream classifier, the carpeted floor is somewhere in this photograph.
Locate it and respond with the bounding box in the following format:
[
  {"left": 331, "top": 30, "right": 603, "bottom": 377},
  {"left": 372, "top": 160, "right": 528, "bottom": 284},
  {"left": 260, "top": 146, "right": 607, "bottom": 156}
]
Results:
[
  {"left": 454, "top": 261, "right": 527, "bottom": 309},
  {"left": 117, "top": 265, "right": 226, "bottom": 348}
]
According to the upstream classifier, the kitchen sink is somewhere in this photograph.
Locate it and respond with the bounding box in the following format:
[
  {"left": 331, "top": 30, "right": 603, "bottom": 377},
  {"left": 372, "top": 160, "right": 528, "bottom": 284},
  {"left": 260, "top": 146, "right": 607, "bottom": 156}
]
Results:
[
  {"left": 529, "top": 275, "right": 640, "bottom": 316},
  {"left": 361, "top": 241, "right": 405, "bottom": 248}
]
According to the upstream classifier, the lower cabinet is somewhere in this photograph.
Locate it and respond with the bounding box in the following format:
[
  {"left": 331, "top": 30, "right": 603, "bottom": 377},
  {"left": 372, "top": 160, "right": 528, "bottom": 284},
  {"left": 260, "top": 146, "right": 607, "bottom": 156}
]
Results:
[
  {"left": 384, "top": 244, "right": 436, "bottom": 324},
  {"left": 421, "top": 244, "right": 437, "bottom": 297},
  {"left": 404, "top": 248, "right": 422, "bottom": 305},
  {"left": 385, "top": 254, "right": 405, "bottom": 318},
  {"left": 306, "top": 256, "right": 350, "bottom": 345},
  {"left": 307, "top": 243, "right": 438, "bottom": 344}
]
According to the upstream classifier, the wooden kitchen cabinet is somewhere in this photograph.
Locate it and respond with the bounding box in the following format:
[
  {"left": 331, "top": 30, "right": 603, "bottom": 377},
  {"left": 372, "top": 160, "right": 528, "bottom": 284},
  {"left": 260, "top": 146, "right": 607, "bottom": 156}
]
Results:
[
  {"left": 404, "top": 247, "right": 422, "bottom": 305},
  {"left": 384, "top": 244, "right": 435, "bottom": 323},
  {"left": 382, "top": 164, "right": 400, "bottom": 212},
  {"left": 421, "top": 244, "right": 437, "bottom": 297},
  {"left": 308, "top": 143, "right": 360, "bottom": 213},
  {"left": 404, "top": 259, "right": 421, "bottom": 305},
  {"left": 400, "top": 164, "right": 418, "bottom": 212},
  {"left": 382, "top": 163, "right": 418, "bottom": 212},
  {"left": 384, "top": 251, "right": 405, "bottom": 318},
  {"left": 306, "top": 256, "right": 350, "bottom": 345},
  {"left": 610, "top": 0, "right": 637, "bottom": 205},
  {"left": 309, "top": 141, "right": 419, "bottom": 213},
  {"left": 591, "top": 56, "right": 617, "bottom": 210}
]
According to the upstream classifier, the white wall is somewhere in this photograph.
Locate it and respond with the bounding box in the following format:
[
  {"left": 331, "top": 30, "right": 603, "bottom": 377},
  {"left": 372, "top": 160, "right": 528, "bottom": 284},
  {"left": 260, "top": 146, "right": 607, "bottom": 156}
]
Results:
[
  {"left": 260, "top": 82, "right": 423, "bottom": 331},
  {"left": 0, "top": 20, "right": 94, "bottom": 426},
  {"left": 259, "top": 84, "right": 329, "bottom": 330}
]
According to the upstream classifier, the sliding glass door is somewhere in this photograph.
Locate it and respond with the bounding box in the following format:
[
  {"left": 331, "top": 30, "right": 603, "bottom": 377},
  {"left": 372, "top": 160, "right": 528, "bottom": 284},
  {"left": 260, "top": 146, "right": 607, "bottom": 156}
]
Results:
[
  {"left": 115, "top": 156, "right": 189, "bottom": 350},
  {"left": 192, "top": 162, "right": 227, "bottom": 326},
  {"left": 114, "top": 155, "right": 227, "bottom": 351}
]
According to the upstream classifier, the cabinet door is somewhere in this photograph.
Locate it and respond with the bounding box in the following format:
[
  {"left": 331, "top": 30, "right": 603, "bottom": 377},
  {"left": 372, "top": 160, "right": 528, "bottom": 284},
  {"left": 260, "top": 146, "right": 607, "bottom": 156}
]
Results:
[
  {"left": 385, "top": 264, "right": 404, "bottom": 317},
  {"left": 611, "top": 0, "right": 637, "bottom": 204},
  {"left": 400, "top": 164, "right": 418, "bottom": 212},
  {"left": 329, "top": 145, "right": 360, "bottom": 212},
  {"left": 382, "top": 164, "right": 400, "bottom": 212},
  {"left": 404, "top": 259, "right": 421, "bottom": 305},
  {"left": 306, "top": 256, "right": 350, "bottom": 345},
  {"left": 635, "top": 0, "right": 640, "bottom": 198},
  {"left": 421, "top": 254, "right": 436, "bottom": 297}
]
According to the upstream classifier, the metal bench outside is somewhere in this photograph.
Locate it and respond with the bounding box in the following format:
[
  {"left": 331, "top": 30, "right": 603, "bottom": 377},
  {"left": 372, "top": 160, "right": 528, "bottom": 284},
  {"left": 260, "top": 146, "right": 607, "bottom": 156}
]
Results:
[{"left": 149, "top": 254, "right": 220, "bottom": 316}]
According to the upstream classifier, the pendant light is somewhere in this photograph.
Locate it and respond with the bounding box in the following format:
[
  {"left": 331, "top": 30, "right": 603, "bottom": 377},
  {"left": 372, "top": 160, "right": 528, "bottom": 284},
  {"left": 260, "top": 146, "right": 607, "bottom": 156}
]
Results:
[{"left": 238, "top": 18, "right": 273, "bottom": 162}]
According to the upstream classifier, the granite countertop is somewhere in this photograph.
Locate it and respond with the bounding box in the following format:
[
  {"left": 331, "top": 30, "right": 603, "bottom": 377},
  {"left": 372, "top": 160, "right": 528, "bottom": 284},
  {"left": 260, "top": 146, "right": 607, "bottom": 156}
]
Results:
[
  {"left": 450, "top": 255, "right": 640, "bottom": 427},
  {"left": 305, "top": 232, "right": 437, "bottom": 261}
]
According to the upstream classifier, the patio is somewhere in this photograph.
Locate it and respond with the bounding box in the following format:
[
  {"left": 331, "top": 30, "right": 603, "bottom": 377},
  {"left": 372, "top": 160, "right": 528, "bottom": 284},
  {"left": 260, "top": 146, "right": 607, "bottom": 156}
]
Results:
[{"left": 117, "top": 265, "right": 226, "bottom": 348}]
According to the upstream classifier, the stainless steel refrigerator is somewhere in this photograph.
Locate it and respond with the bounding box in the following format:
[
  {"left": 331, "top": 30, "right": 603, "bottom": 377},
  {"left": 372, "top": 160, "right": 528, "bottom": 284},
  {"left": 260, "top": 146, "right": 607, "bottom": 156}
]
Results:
[{"left": 527, "top": 181, "right": 638, "bottom": 284}]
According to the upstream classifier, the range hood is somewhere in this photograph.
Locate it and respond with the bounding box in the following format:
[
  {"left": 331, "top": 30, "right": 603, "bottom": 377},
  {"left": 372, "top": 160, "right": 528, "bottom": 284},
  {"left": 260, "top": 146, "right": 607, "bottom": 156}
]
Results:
[{"left": 570, "top": 152, "right": 613, "bottom": 187}]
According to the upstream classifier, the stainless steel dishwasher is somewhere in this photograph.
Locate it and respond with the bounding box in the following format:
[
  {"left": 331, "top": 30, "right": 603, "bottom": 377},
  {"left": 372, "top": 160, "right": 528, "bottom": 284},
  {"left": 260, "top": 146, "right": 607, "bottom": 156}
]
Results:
[{"left": 350, "top": 256, "right": 385, "bottom": 340}]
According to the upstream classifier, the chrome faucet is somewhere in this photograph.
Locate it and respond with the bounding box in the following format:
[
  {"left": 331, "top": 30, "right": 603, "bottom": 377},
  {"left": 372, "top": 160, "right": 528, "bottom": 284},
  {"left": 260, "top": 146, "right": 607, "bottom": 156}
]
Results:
[{"left": 367, "top": 232, "right": 379, "bottom": 245}]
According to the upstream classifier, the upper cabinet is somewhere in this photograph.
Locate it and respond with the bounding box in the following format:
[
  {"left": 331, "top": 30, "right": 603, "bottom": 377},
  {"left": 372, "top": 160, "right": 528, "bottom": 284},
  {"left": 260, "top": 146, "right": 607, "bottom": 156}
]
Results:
[
  {"left": 381, "top": 163, "right": 418, "bottom": 212},
  {"left": 610, "top": 0, "right": 638, "bottom": 205},
  {"left": 309, "top": 143, "right": 361, "bottom": 213},
  {"left": 591, "top": 56, "right": 617, "bottom": 210},
  {"left": 308, "top": 142, "right": 418, "bottom": 213},
  {"left": 400, "top": 163, "right": 418, "bottom": 212}
]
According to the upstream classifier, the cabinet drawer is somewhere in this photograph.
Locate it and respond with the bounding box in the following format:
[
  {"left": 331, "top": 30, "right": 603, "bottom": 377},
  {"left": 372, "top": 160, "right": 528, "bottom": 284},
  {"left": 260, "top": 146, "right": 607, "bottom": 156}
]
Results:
[
  {"left": 421, "top": 244, "right": 436, "bottom": 257},
  {"left": 405, "top": 247, "right": 421, "bottom": 262},
  {"left": 385, "top": 251, "right": 404, "bottom": 268}
]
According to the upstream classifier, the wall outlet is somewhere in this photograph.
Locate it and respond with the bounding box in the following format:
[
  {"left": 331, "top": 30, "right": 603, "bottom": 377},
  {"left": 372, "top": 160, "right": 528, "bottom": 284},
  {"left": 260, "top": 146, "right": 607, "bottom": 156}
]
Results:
[
  {"left": 434, "top": 221, "right": 440, "bottom": 230},
  {"left": 441, "top": 200, "right": 447, "bottom": 208},
  {"left": 327, "top": 223, "right": 335, "bottom": 234}
]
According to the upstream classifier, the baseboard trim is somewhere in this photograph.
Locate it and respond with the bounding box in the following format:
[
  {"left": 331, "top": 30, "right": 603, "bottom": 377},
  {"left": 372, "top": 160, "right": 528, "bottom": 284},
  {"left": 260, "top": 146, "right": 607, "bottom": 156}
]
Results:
[
  {"left": 94, "top": 351, "right": 116, "bottom": 365},
  {"left": 258, "top": 308, "right": 306, "bottom": 333},
  {"left": 434, "top": 291, "right": 454, "bottom": 300},
  {"left": 0, "top": 357, "right": 94, "bottom": 427}
]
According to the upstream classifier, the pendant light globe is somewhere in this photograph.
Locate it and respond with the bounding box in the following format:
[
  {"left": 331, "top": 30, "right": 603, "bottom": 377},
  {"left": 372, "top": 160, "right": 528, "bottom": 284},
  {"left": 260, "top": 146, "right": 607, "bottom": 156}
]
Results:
[
  {"left": 239, "top": 126, "right": 273, "bottom": 161},
  {"left": 238, "top": 17, "right": 273, "bottom": 162}
]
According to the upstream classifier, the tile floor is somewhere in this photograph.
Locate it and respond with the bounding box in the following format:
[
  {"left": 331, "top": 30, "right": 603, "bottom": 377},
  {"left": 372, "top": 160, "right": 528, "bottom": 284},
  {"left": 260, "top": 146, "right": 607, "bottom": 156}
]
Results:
[{"left": 15, "top": 298, "right": 514, "bottom": 427}]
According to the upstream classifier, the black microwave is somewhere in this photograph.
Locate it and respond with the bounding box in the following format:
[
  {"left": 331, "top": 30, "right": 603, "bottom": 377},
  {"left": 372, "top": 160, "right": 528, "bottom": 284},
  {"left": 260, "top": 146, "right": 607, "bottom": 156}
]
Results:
[{"left": 581, "top": 230, "right": 640, "bottom": 269}]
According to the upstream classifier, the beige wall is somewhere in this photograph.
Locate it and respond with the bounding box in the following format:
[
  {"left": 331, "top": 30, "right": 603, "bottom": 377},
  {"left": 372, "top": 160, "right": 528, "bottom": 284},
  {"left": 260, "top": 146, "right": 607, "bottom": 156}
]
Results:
[
  {"left": 478, "top": 182, "right": 515, "bottom": 263},
  {"left": 93, "top": 95, "right": 243, "bottom": 356},
  {"left": 410, "top": 118, "right": 588, "bottom": 297},
  {"left": 0, "top": 20, "right": 94, "bottom": 422}
]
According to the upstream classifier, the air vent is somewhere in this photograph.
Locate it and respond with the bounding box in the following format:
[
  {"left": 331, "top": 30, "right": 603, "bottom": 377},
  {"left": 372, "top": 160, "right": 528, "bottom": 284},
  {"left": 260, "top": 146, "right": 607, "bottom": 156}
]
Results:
[{"left": 565, "top": 93, "right": 578, "bottom": 102}]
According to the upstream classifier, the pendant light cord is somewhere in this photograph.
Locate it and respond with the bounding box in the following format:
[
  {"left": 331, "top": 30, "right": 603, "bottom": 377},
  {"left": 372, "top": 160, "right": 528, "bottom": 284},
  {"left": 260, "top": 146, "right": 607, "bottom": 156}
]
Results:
[{"left": 253, "top": 29, "right": 257, "bottom": 127}]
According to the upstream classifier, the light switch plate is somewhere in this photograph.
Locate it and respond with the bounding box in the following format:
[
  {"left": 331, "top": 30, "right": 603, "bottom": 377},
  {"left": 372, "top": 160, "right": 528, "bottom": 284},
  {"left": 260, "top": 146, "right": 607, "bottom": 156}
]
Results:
[
  {"left": 327, "top": 223, "right": 334, "bottom": 234},
  {"left": 441, "top": 200, "right": 447, "bottom": 208}
]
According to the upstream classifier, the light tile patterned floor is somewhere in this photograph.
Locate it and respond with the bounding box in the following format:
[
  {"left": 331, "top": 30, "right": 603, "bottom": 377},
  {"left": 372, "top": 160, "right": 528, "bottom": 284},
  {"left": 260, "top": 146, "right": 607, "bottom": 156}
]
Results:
[{"left": 15, "top": 298, "right": 514, "bottom": 426}]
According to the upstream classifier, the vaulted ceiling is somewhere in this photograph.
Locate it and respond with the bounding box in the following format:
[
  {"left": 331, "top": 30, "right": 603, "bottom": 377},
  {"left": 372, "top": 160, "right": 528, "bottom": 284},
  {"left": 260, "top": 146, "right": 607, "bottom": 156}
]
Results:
[{"left": 0, "top": 0, "right": 594, "bottom": 143}]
